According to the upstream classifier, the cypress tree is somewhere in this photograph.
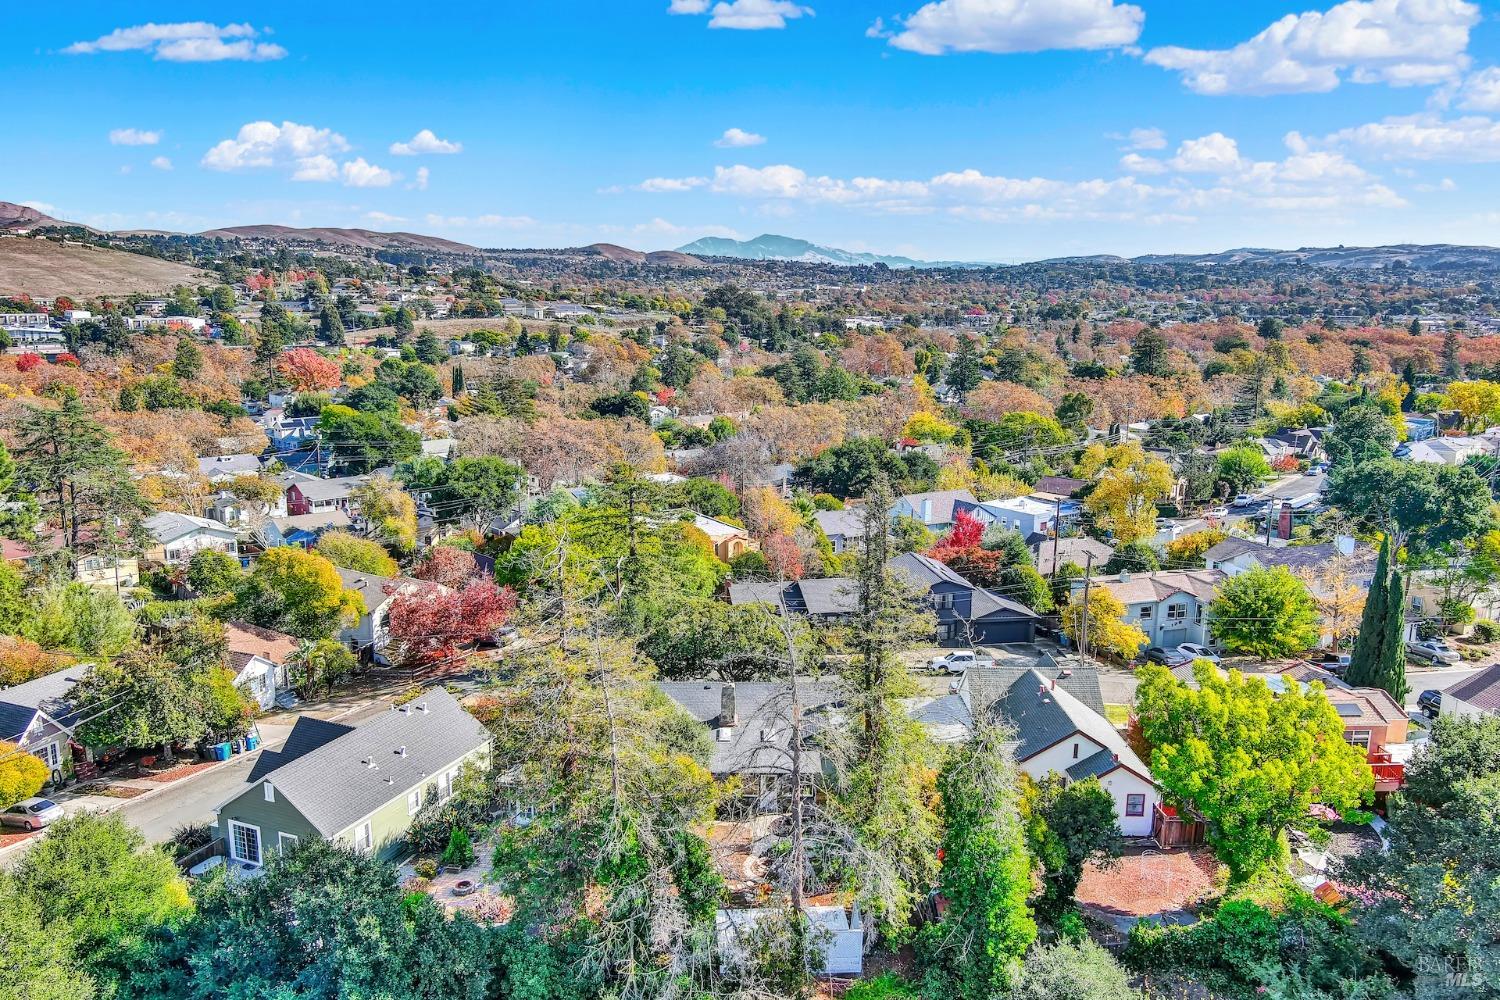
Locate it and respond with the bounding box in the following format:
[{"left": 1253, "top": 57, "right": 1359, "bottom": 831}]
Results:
[
  {"left": 1374, "top": 564, "right": 1410, "bottom": 703},
  {"left": 1345, "top": 536, "right": 1390, "bottom": 688}
]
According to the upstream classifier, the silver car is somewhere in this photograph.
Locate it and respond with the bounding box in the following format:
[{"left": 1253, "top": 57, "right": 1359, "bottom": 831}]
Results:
[{"left": 0, "top": 797, "right": 63, "bottom": 831}]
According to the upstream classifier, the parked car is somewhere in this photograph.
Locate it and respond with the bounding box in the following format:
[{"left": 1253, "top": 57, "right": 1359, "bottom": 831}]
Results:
[
  {"left": 1231, "top": 493, "right": 1257, "bottom": 508},
  {"left": 1206, "top": 506, "right": 1229, "bottom": 520},
  {"left": 1142, "top": 646, "right": 1190, "bottom": 666},
  {"left": 1417, "top": 689, "right": 1442, "bottom": 719},
  {"left": 1175, "top": 642, "right": 1221, "bottom": 664},
  {"left": 0, "top": 797, "right": 63, "bottom": 831},
  {"left": 1315, "top": 651, "right": 1352, "bottom": 675},
  {"left": 925, "top": 650, "right": 995, "bottom": 674},
  {"left": 1406, "top": 639, "right": 1462, "bottom": 665}
]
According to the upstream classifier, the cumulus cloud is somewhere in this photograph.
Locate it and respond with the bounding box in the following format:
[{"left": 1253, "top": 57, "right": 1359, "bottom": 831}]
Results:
[
  {"left": 715, "top": 127, "right": 766, "bottom": 148},
  {"left": 1311, "top": 113, "right": 1500, "bottom": 161},
  {"left": 879, "top": 0, "right": 1143, "bottom": 56},
  {"left": 365, "top": 211, "right": 408, "bottom": 224},
  {"left": 340, "top": 158, "right": 396, "bottom": 188},
  {"left": 1145, "top": 0, "right": 1479, "bottom": 96},
  {"left": 203, "top": 121, "right": 350, "bottom": 172},
  {"left": 1118, "top": 126, "right": 1166, "bottom": 150},
  {"left": 389, "top": 129, "right": 462, "bottom": 155},
  {"left": 150, "top": 156, "right": 173, "bottom": 171},
  {"left": 65, "top": 21, "right": 286, "bottom": 61},
  {"left": 1119, "top": 152, "right": 1168, "bottom": 174},
  {"left": 291, "top": 155, "right": 339, "bottom": 182},
  {"left": 637, "top": 176, "right": 709, "bottom": 192},
  {"left": 109, "top": 128, "right": 160, "bottom": 146},
  {"left": 409, "top": 166, "right": 431, "bottom": 191},
  {"left": 1168, "top": 133, "right": 1244, "bottom": 173},
  {"left": 671, "top": 0, "right": 813, "bottom": 29},
  {"left": 1457, "top": 67, "right": 1500, "bottom": 111}
]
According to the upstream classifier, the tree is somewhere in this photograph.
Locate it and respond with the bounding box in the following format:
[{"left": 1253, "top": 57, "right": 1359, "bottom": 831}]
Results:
[
  {"left": 1344, "top": 535, "right": 1409, "bottom": 703},
  {"left": 1445, "top": 379, "right": 1500, "bottom": 431},
  {"left": 315, "top": 530, "right": 399, "bottom": 575},
  {"left": 1011, "top": 939, "right": 1136, "bottom": 1000},
  {"left": 22, "top": 583, "right": 135, "bottom": 658},
  {"left": 0, "top": 878, "right": 96, "bottom": 1000},
  {"left": 275, "top": 348, "right": 341, "bottom": 391},
  {"left": 918, "top": 725, "right": 1035, "bottom": 999},
  {"left": 1322, "top": 401, "right": 1396, "bottom": 468},
  {"left": 1214, "top": 445, "right": 1272, "bottom": 494},
  {"left": 1295, "top": 553, "right": 1367, "bottom": 649},
  {"left": 411, "top": 546, "right": 479, "bottom": 589},
  {"left": 1022, "top": 775, "right": 1121, "bottom": 921},
  {"left": 1074, "top": 443, "right": 1175, "bottom": 545},
  {"left": 1327, "top": 456, "right": 1493, "bottom": 553},
  {"left": 1102, "top": 541, "right": 1160, "bottom": 575},
  {"left": 185, "top": 549, "right": 242, "bottom": 597},
  {"left": 0, "top": 740, "right": 49, "bottom": 805},
  {"left": 73, "top": 651, "right": 216, "bottom": 756},
  {"left": 318, "top": 405, "right": 421, "bottom": 473},
  {"left": 1061, "top": 588, "right": 1147, "bottom": 661},
  {"left": 0, "top": 439, "right": 39, "bottom": 540},
  {"left": 947, "top": 335, "right": 982, "bottom": 396},
  {"left": 9, "top": 813, "right": 189, "bottom": 971},
  {"left": 286, "top": 639, "right": 359, "bottom": 698},
  {"left": 234, "top": 547, "right": 362, "bottom": 641},
  {"left": 1164, "top": 528, "right": 1227, "bottom": 569},
  {"left": 1135, "top": 662, "right": 1373, "bottom": 881},
  {"left": 351, "top": 475, "right": 419, "bottom": 554},
  {"left": 1207, "top": 566, "right": 1321, "bottom": 659},
  {"left": 387, "top": 579, "right": 517, "bottom": 669},
  {"left": 171, "top": 337, "right": 202, "bottom": 381},
  {"left": 794, "top": 437, "right": 938, "bottom": 499},
  {"left": 1443, "top": 329, "right": 1463, "bottom": 379},
  {"left": 395, "top": 455, "right": 523, "bottom": 530},
  {"left": 1129, "top": 327, "right": 1171, "bottom": 376}
]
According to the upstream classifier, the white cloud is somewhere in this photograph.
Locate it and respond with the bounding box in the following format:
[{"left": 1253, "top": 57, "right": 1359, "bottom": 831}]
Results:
[
  {"left": 424, "top": 213, "right": 538, "bottom": 229},
  {"left": 880, "top": 0, "right": 1143, "bottom": 56},
  {"left": 291, "top": 155, "right": 339, "bottom": 182},
  {"left": 1121, "top": 126, "right": 1166, "bottom": 150},
  {"left": 1168, "top": 133, "right": 1243, "bottom": 173},
  {"left": 715, "top": 127, "right": 766, "bottom": 148},
  {"left": 626, "top": 218, "right": 742, "bottom": 240},
  {"left": 1145, "top": 0, "right": 1479, "bottom": 96},
  {"left": 340, "top": 158, "right": 396, "bottom": 188},
  {"left": 409, "top": 166, "right": 430, "bottom": 191},
  {"left": 1313, "top": 112, "right": 1500, "bottom": 161},
  {"left": 671, "top": 0, "right": 813, "bottom": 30},
  {"left": 1457, "top": 67, "right": 1500, "bottom": 111},
  {"left": 389, "top": 129, "right": 463, "bottom": 155},
  {"left": 65, "top": 22, "right": 286, "bottom": 62},
  {"left": 1415, "top": 177, "right": 1457, "bottom": 191},
  {"left": 150, "top": 156, "right": 173, "bottom": 171},
  {"left": 1119, "top": 152, "right": 1167, "bottom": 174},
  {"left": 365, "top": 211, "right": 408, "bottom": 224},
  {"left": 109, "top": 128, "right": 160, "bottom": 146},
  {"left": 638, "top": 176, "right": 709, "bottom": 192},
  {"left": 203, "top": 121, "right": 350, "bottom": 173}
]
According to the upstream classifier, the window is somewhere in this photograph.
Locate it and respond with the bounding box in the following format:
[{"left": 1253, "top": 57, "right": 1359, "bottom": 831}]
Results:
[
  {"left": 932, "top": 593, "right": 955, "bottom": 611},
  {"left": 1346, "top": 730, "right": 1372, "bottom": 751},
  {"left": 264, "top": 783, "right": 275, "bottom": 803},
  {"left": 277, "top": 832, "right": 299, "bottom": 854},
  {"left": 228, "top": 821, "right": 262, "bottom": 866},
  {"left": 407, "top": 789, "right": 422, "bottom": 815},
  {"left": 935, "top": 624, "right": 953, "bottom": 641},
  {"left": 353, "top": 822, "right": 372, "bottom": 854},
  {"left": 34, "top": 743, "right": 60, "bottom": 770},
  {"left": 1126, "top": 794, "right": 1146, "bottom": 817},
  {"left": 1166, "top": 604, "right": 1187, "bottom": 622},
  {"left": 1138, "top": 606, "right": 1153, "bottom": 620}
]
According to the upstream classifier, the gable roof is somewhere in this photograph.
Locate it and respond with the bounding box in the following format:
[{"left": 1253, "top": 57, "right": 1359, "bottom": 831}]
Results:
[
  {"left": 1033, "top": 476, "right": 1087, "bottom": 498},
  {"left": 282, "top": 472, "right": 369, "bottom": 502},
  {"left": 225, "top": 620, "right": 299, "bottom": 666},
  {"left": 893, "top": 489, "right": 976, "bottom": 524},
  {"left": 891, "top": 551, "right": 968, "bottom": 589},
  {"left": 237, "top": 688, "right": 489, "bottom": 836},
  {"left": 813, "top": 507, "right": 866, "bottom": 540},
  {"left": 198, "top": 454, "right": 261, "bottom": 477},
  {"left": 335, "top": 567, "right": 428, "bottom": 616},
  {"left": 657, "top": 680, "right": 844, "bottom": 775},
  {"left": 145, "top": 511, "right": 236, "bottom": 544},
  {"left": 1033, "top": 537, "right": 1115, "bottom": 577},
  {"left": 1091, "top": 569, "right": 1225, "bottom": 605},
  {"left": 1204, "top": 537, "right": 1375, "bottom": 573},
  {"left": 0, "top": 665, "right": 86, "bottom": 742},
  {"left": 965, "top": 657, "right": 1106, "bottom": 717},
  {"left": 985, "top": 668, "right": 1150, "bottom": 779},
  {"left": 1445, "top": 662, "right": 1500, "bottom": 714}
]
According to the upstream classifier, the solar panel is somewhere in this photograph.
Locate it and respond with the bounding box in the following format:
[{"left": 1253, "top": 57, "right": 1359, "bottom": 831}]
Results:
[{"left": 1333, "top": 703, "right": 1362, "bottom": 717}]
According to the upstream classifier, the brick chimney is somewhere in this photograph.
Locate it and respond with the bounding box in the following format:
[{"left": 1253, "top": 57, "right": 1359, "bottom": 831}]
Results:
[
  {"left": 1278, "top": 502, "right": 1292, "bottom": 540},
  {"left": 720, "top": 683, "right": 737, "bottom": 728}
]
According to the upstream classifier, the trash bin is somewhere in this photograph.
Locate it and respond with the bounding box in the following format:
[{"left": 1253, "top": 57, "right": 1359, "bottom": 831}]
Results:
[
  {"left": 210, "top": 742, "right": 232, "bottom": 761},
  {"left": 244, "top": 733, "right": 260, "bottom": 752}
]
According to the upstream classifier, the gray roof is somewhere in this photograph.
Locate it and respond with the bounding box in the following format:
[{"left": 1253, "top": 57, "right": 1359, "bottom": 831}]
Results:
[
  {"left": 727, "top": 581, "right": 793, "bottom": 608},
  {"left": 335, "top": 567, "right": 428, "bottom": 616},
  {"left": 894, "top": 489, "right": 976, "bottom": 525},
  {"left": 274, "top": 510, "right": 352, "bottom": 533},
  {"left": 1204, "top": 537, "right": 1375, "bottom": 573},
  {"left": 0, "top": 665, "right": 86, "bottom": 742},
  {"left": 198, "top": 454, "right": 261, "bottom": 477},
  {"left": 982, "top": 667, "right": 1150, "bottom": 777},
  {"left": 145, "top": 511, "right": 234, "bottom": 543},
  {"left": 1446, "top": 662, "right": 1500, "bottom": 714},
  {"left": 282, "top": 472, "right": 369, "bottom": 502},
  {"left": 814, "top": 507, "right": 866, "bottom": 541},
  {"left": 657, "top": 680, "right": 844, "bottom": 775},
  {"left": 891, "top": 551, "right": 968, "bottom": 589},
  {"left": 964, "top": 657, "right": 1106, "bottom": 719},
  {"left": 238, "top": 688, "right": 490, "bottom": 837},
  {"left": 1033, "top": 537, "right": 1115, "bottom": 577},
  {"left": 796, "top": 577, "right": 858, "bottom": 616}
]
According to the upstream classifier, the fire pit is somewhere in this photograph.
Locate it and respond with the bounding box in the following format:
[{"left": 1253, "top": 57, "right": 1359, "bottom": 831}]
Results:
[{"left": 452, "top": 879, "right": 477, "bottom": 897}]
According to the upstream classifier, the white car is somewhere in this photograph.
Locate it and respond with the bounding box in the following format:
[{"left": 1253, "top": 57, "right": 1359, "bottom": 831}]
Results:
[
  {"left": 1406, "top": 639, "right": 1462, "bottom": 665},
  {"left": 925, "top": 650, "right": 994, "bottom": 674},
  {"left": 1175, "top": 643, "right": 1221, "bottom": 664}
]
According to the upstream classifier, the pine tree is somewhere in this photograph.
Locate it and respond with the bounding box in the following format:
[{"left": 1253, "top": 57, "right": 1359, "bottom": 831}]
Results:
[
  {"left": 451, "top": 365, "right": 465, "bottom": 397},
  {"left": 1345, "top": 536, "right": 1389, "bottom": 689},
  {"left": 1443, "top": 330, "right": 1462, "bottom": 379},
  {"left": 947, "top": 336, "right": 982, "bottom": 397}
]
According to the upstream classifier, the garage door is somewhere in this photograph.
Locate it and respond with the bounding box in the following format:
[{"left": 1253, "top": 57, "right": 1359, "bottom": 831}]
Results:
[{"left": 976, "top": 619, "right": 1035, "bottom": 645}]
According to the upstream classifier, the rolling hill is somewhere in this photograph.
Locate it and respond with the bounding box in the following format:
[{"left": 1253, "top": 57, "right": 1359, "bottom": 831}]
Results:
[
  {"left": 675, "top": 233, "right": 944, "bottom": 268},
  {"left": 196, "top": 224, "right": 477, "bottom": 253},
  {"left": 580, "top": 243, "right": 704, "bottom": 266},
  {"left": 0, "top": 238, "right": 210, "bottom": 297}
]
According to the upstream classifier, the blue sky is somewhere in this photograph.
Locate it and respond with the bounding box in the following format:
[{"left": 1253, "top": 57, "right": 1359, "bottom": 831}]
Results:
[{"left": 10, "top": 1, "right": 1500, "bottom": 260}]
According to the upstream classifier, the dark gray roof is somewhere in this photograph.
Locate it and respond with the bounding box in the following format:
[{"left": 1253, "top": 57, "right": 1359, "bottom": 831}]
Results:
[
  {"left": 1204, "top": 536, "right": 1375, "bottom": 572},
  {"left": 814, "top": 507, "right": 866, "bottom": 541},
  {"left": 249, "top": 716, "right": 354, "bottom": 782},
  {"left": 891, "top": 551, "right": 967, "bottom": 589},
  {"left": 727, "top": 581, "right": 795, "bottom": 607},
  {"left": 237, "top": 688, "right": 490, "bottom": 837},
  {"left": 657, "top": 680, "right": 843, "bottom": 775},
  {"left": 335, "top": 567, "right": 429, "bottom": 616},
  {"left": 1067, "top": 747, "right": 1120, "bottom": 781},
  {"left": 964, "top": 658, "right": 1106, "bottom": 718},
  {"left": 0, "top": 665, "right": 85, "bottom": 742},
  {"left": 1033, "top": 537, "right": 1115, "bottom": 577},
  {"left": 796, "top": 578, "right": 857, "bottom": 616},
  {"left": 1447, "top": 662, "right": 1500, "bottom": 714},
  {"left": 980, "top": 667, "right": 1150, "bottom": 777},
  {"left": 970, "top": 587, "right": 1043, "bottom": 621}
]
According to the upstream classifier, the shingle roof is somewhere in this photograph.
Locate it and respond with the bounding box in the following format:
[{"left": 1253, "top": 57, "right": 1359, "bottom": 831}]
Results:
[
  {"left": 1092, "top": 569, "right": 1225, "bottom": 605},
  {"left": 145, "top": 511, "right": 233, "bottom": 543},
  {"left": 796, "top": 578, "right": 858, "bottom": 616},
  {"left": 1033, "top": 476, "right": 1087, "bottom": 498},
  {"left": 984, "top": 668, "right": 1150, "bottom": 778},
  {"left": 197, "top": 454, "right": 261, "bottom": 477},
  {"left": 1033, "top": 537, "right": 1115, "bottom": 577},
  {"left": 657, "top": 680, "right": 844, "bottom": 775},
  {"left": 964, "top": 658, "right": 1106, "bottom": 718},
  {"left": 814, "top": 508, "right": 866, "bottom": 541},
  {"left": 238, "top": 688, "right": 489, "bottom": 836},
  {"left": 0, "top": 665, "right": 86, "bottom": 742},
  {"left": 727, "top": 581, "right": 794, "bottom": 607},
  {"left": 1327, "top": 687, "right": 1408, "bottom": 727},
  {"left": 335, "top": 567, "right": 428, "bottom": 616},
  {"left": 1204, "top": 537, "right": 1375, "bottom": 573},
  {"left": 895, "top": 489, "right": 976, "bottom": 525},
  {"left": 891, "top": 551, "right": 967, "bottom": 589},
  {"left": 1444, "top": 663, "right": 1500, "bottom": 714},
  {"left": 282, "top": 472, "right": 369, "bottom": 502}
]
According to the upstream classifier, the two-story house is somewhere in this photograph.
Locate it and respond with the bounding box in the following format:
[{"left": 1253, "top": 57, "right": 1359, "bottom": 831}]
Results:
[
  {"left": 1076, "top": 569, "right": 1226, "bottom": 649},
  {"left": 144, "top": 512, "right": 241, "bottom": 566},
  {"left": 889, "top": 489, "right": 977, "bottom": 534},
  {"left": 956, "top": 496, "right": 1056, "bottom": 541},
  {"left": 282, "top": 472, "right": 370, "bottom": 517}
]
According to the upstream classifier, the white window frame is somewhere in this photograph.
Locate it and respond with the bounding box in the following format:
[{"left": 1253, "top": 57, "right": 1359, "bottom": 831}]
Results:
[
  {"left": 407, "top": 789, "right": 422, "bottom": 815},
  {"left": 1346, "top": 730, "right": 1372, "bottom": 751},
  {"left": 1138, "top": 605, "right": 1154, "bottom": 620},
  {"left": 1125, "top": 793, "right": 1146, "bottom": 817},
  {"left": 1166, "top": 604, "right": 1187, "bottom": 623},
  {"left": 353, "top": 821, "right": 373, "bottom": 855},
  {"left": 277, "top": 832, "right": 299, "bottom": 854},
  {"left": 264, "top": 782, "right": 276, "bottom": 803},
  {"left": 228, "top": 820, "right": 263, "bottom": 866}
]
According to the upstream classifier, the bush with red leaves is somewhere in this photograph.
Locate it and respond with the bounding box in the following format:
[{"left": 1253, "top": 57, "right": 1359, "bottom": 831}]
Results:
[{"left": 388, "top": 579, "right": 517, "bottom": 668}]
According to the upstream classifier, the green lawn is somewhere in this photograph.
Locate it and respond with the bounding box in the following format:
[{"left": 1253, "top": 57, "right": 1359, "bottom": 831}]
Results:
[{"left": 1104, "top": 703, "right": 1132, "bottom": 728}]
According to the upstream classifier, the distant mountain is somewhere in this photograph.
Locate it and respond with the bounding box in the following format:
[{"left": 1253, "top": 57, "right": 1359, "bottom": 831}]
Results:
[
  {"left": 1125, "top": 244, "right": 1500, "bottom": 271},
  {"left": 579, "top": 243, "right": 704, "bottom": 266},
  {"left": 675, "top": 233, "right": 957, "bottom": 269},
  {"left": 0, "top": 201, "right": 90, "bottom": 233},
  {"left": 196, "top": 224, "right": 476, "bottom": 253}
]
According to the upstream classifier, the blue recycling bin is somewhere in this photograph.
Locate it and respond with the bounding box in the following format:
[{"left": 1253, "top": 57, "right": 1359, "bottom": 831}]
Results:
[
  {"left": 210, "top": 742, "right": 232, "bottom": 761},
  {"left": 245, "top": 733, "right": 260, "bottom": 752}
]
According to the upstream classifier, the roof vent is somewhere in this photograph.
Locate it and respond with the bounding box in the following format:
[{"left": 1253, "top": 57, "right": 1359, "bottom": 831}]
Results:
[
  {"left": 363, "top": 757, "right": 378, "bottom": 770},
  {"left": 418, "top": 702, "right": 429, "bottom": 714},
  {"left": 715, "top": 727, "right": 733, "bottom": 742},
  {"left": 384, "top": 776, "right": 393, "bottom": 784},
  {"left": 396, "top": 746, "right": 407, "bottom": 757}
]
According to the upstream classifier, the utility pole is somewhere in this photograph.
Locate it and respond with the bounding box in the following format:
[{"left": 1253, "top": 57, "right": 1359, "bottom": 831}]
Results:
[
  {"left": 1079, "top": 551, "right": 1095, "bottom": 663},
  {"left": 1050, "top": 497, "right": 1062, "bottom": 579},
  {"left": 1265, "top": 497, "right": 1279, "bottom": 547}
]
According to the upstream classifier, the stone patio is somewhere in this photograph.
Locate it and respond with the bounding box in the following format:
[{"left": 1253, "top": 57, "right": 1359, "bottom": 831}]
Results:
[{"left": 398, "top": 837, "right": 513, "bottom": 922}]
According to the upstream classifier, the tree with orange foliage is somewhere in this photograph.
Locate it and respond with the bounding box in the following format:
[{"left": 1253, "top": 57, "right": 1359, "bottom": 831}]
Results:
[
  {"left": 276, "top": 348, "right": 341, "bottom": 391},
  {"left": 964, "top": 381, "right": 1054, "bottom": 420}
]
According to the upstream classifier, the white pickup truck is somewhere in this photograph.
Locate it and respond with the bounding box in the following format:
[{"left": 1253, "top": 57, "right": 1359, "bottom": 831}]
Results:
[{"left": 925, "top": 650, "right": 994, "bottom": 674}]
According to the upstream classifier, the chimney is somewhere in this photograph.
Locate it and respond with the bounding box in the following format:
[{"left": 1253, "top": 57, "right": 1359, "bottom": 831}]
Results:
[
  {"left": 920, "top": 498, "right": 933, "bottom": 523},
  {"left": 720, "top": 683, "right": 738, "bottom": 728},
  {"left": 1278, "top": 502, "right": 1293, "bottom": 540},
  {"left": 1335, "top": 534, "right": 1355, "bottom": 557},
  {"left": 1118, "top": 569, "right": 1131, "bottom": 583}
]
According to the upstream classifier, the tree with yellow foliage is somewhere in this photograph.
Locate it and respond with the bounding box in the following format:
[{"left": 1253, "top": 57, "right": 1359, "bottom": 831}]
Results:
[
  {"left": 1445, "top": 380, "right": 1500, "bottom": 432},
  {"left": 1061, "top": 587, "right": 1147, "bottom": 661},
  {"left": 1074, "top": 443, "right": 1176, "bottom": 544},
  {"left": 903, "top": 411, "right": 960, "bottom": 444},
  {"left": 0, "top": 739, "right": 49, "bottom": 805}
]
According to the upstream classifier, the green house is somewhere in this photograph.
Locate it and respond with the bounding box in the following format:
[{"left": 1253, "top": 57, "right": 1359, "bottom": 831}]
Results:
[{"left": 212, "top": 688, "right": 490, "bottom": 866}]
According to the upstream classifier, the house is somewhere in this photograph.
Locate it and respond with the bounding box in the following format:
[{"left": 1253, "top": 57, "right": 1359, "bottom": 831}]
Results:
[
  {"left": 717, "top": 906, "right": 864, "bottom": 976},
  {"left": 224, "top": 621, "right": 298, "bottom": 711},
  {"left": 144, "top": 512, "right": 240, "bottom": 566},
  {"left": 1401, "top": 436, "right": 1487, "bottom": 466},
  {"left": 1403, "top": 416, "right": 1438, "bottom": 442},
  {"left": 1441, "top": 662, "right": 1500, "bottom": 720},
  {"left": 691, "top": 514, "right": 759, "bottom": 562},
  {"left": 1324, "top": 685, "right": 1410, "bottom": 795},
  {"left": 0, "top": 665, "right": 85, "bottom": 781},
  {"left": 1032, "top": 536, "right": 1114, "bottom": 577},
  {"left": 814, "top": 507, "right": 865, "bottom": 554},
  {"left": 1204, "top": 536, "right": 1376, "bottom": 590},
  {"left": 957, "top": 496, "right": 1056, "bottom": 540},
  {"left": 282, "top": 472, "right": 369, "bottom": 516},
  {"left": 1031, "top": 476, "right": 1087, "bottom": 501},
  {"left": 256, "top": 510, "right": 353, "bottom": 550},
  {"left": 211, "top": 688, "right": 491, "bottom": 866},
  {"left": 336, "top": 567, "right": 433, "bottom": 663},
  {"left": 890, "top": 489, "right": 977, "bottom": 533},
  {"left": 198, "top": 454, "right": 263, "bottom": 482},
  {"left": 959, "top": 659, "right": 1158, "bottom": 837},
  {"left": 2, "top": 531, "right": 140, "bottom": 589},
  {"left": 1075, "top": 569, "right": 1226, "bottom": 649}
]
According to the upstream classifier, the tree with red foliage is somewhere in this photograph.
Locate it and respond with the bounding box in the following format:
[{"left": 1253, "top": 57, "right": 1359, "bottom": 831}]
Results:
[
  {"left": 387, "top": 579, "right": 517, "bottom": 669},
  {"left": 53, "top": 353, "right": 80, "bottom": 367},
  {"left": 939, "top": 509, "right": 985, "bottom": 549},
  {"left": 761, "top": 531, "right": 804, "bottom": 581},
  {"left": 411, "top": 546, "right": 480, "bottom": 589},
  {"left": 276, "top": 348, "right": 341, "bottom": 391},
  {"left": 14, "top": 354, "right": 43, "bottom": 372}
]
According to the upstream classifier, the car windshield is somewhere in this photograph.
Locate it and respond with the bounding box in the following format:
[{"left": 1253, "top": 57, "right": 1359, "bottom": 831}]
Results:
[{"left": 29, "top": 800, "right": 57, "bottom": 812}]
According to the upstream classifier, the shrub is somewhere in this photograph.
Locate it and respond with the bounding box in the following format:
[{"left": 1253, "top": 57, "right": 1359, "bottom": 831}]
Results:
[
  {"left": 845, "top": 973, "right": 921, "bottom": 999},
  {"left": 442, "top": 827, "right": 475, "bottom": 869},
  {"left": 1474, "top": 619, "right": 1500, "bottom": 643},
  {"left": 414, "top": 858, "right": 438, "bottom": 879}
]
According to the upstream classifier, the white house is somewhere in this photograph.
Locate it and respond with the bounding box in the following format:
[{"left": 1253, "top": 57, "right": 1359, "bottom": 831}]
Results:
[
  {"left": 960, "top": 496, "right": 1055, "bottom": 539},
  {"left": 1075, "top": 569, "right": 1226, "bottom": 649},
  {"left": 1440, "top": 663, "right": 1500, "bottom": 720},
  {"left": 1403, "top": 437, "right": 1488, "bottom": 466},
  {"left": 144, "top": 512, "right": 240, "bottom": 566},
  {"left": 716, "top": 906, "right": 864, "bottom": 976},
  {"left": 1204, "top": 536, "right": 1375, "bottom": 593},
  {"left": 335, "top": 567, "right": 436, "bottom": 664}
]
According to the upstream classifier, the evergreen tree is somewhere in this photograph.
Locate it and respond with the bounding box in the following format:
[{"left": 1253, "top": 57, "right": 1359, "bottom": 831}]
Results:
[
  {"left": 1443, "top": 329, "right": 1462, "bottom": 379},
  {"left": 451, "top": 364, "right": 464, "bottom": 397},
  {"left": 947, "top": 335, "right": 982, "bottom": 397},
  {"left": 318, "top": 302, "right": 345, "bottom": 344},
  {"left": 1346, "top": 535, "right": 1408, "bottom": 702},
  {"left": 1376, "top": 560, "right": 1410, "bottom": 703},
  {"left": 1409, "top": 317, "right": 1423, "bottom": 336},
  {"left": 171, "top": 338, "right": 202, "bottom": 381}
]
